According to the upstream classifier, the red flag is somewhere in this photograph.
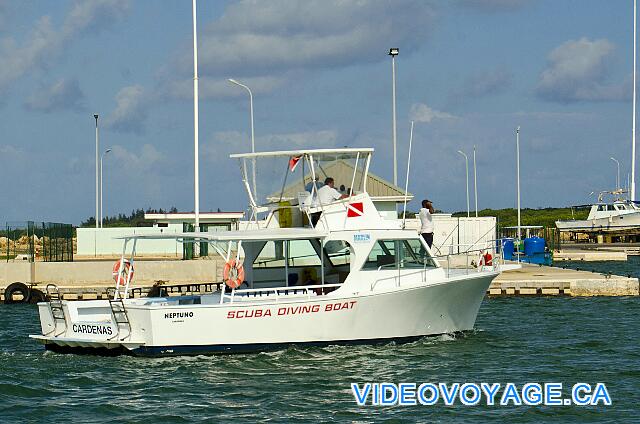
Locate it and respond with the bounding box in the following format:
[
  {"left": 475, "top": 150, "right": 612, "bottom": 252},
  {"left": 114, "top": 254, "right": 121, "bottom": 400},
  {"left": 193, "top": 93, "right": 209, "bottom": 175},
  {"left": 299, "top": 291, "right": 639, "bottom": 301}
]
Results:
[
  {"left": 289, "top": 155, "right": 302, "bottom": 172},
  {"left": 347, "top": 202, "right": 364, "bottom": 217}
]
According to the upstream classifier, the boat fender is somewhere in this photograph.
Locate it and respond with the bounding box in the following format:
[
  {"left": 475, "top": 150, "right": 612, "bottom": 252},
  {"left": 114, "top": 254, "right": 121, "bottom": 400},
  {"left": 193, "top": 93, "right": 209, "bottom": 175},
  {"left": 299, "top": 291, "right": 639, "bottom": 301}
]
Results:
[
  {"left": 112, "top": 259, "right": 134, "bottom": 285},
  {"left": 3, "top": 282, "right": 31, "bottom": 304},
  {"left": 223, "top": 259, "right": 245, "bottom": 289}
]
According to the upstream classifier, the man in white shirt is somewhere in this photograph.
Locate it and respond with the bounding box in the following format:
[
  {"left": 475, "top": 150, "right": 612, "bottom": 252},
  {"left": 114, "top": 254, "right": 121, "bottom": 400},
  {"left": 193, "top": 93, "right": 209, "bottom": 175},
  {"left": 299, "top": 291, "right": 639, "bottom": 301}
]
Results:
[
  {"left": 419, "top": 199, "right": 434, "bottom": 248},
  {"left": 311, "top": 177, "right": 348, "bottom": 226}
]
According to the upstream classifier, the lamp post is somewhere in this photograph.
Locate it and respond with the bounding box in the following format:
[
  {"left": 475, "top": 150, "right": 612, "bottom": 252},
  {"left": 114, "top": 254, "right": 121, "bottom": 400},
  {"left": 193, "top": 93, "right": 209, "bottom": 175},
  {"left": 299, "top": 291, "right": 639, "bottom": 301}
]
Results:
[
  {"left": 457, "top": 150, "right": 470, "bottom": 217},
  {"left": 94, "top": 114, "right": 99, "bottom": 229},
  {"left": 228, "top": 78, "right": 257, "bottom": 198},
  {"left": 610, "top": 157, "right": 620, "bottom": 190},
  {"left": 473, "top": 145, "right": 478, "bottom": 218},
  {"left": 516, "top": 126, "right": 521, "bottom": 242},
  {"left": 192, "top": 0, "right": 200, "bottom": 238},
  {"left": 100, "top": 149, "right": 112, "bottom": 228},
  {"left": 389, "top": 47, "right": 399, "bottom": 186}
]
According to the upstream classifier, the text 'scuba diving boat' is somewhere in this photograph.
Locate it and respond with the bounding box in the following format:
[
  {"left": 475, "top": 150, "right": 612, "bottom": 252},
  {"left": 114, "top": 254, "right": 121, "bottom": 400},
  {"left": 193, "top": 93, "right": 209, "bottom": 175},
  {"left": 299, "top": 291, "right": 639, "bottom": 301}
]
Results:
[{"left": 30, "top": 148, "right": 501, "bottom": 356}]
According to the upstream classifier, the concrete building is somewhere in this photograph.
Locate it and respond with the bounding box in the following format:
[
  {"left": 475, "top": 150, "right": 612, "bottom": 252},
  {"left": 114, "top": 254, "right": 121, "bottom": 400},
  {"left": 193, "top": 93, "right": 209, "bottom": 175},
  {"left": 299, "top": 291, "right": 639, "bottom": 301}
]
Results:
[{"left": 76, "top": 212, "right": 244, "bottom": 258}]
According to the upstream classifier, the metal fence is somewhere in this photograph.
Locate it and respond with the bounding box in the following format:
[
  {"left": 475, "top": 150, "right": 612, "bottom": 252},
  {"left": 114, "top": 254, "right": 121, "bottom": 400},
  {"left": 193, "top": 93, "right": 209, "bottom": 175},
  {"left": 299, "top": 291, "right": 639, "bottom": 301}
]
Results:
[{"left": 2, "top": 221, "right": 74, "bottom": 262}]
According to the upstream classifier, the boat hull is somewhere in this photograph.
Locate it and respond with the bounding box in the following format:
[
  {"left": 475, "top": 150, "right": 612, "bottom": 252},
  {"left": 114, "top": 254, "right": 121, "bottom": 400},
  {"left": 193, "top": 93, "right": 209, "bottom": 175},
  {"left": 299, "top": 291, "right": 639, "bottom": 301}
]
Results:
[
  {"left": 556, "top": 213, "right": 640, "bottom": 233},
  {"left": 32, "top": 272, "right": 497, "bottom": 356}
]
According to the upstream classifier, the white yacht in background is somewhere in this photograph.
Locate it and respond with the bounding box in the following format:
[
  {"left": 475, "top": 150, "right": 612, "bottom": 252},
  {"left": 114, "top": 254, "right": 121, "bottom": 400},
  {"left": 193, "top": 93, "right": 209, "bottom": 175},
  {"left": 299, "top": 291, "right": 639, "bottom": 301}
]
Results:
[
  {"left": 30, "top": 149, "right": 501, "bottom": 356},
  {"left": 555, "top": 190, "right": 640, "bottom": 232}
]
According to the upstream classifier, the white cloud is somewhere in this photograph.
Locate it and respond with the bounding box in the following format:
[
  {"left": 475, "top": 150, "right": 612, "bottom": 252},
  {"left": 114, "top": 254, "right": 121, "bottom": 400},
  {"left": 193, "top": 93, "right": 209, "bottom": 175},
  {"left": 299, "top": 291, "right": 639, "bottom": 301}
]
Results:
[
  {"left": 455, "top": 0, "right": 530, "bottom": 12},
  {"left": 461, "top": 68, "right": 512, "bottom": 97},
  {"left": 0, "top": 0, "right": 130, "bottom": 91},
  {"left": 409, "top": 103, "right": 457, "bottom": 123},
  {"left": 110, "top": 144, "right": 163, "bottom": 171},
  {"left": 0, "top": 144, "right": 24, "bottom": 157},
  {"left": 163, "top": 0, "right": 436, "bottom": 100},
  {"left": 536, "top": 37, "right": 629, "bottom": 103},
  {"left": 24, "top": 78, "right": 85, "bottom": 112},
  {"left": 105, "top": 85, "right": 147, "bottom": 134},
  {"left": 207, "top": 129, "right": 338, "bottom": 160}
]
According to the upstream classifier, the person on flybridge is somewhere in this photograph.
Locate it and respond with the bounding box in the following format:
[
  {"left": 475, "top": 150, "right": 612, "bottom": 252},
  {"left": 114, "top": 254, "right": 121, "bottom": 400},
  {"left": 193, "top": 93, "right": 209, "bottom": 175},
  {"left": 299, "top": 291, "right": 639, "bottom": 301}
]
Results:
[
  {"left": 419, "top": 199, "right": 435, "bottom": 248},
  {"left": 311, "top": 177, "right": 348, "bottom": 226},
  {"left": 305, "top": 176, "right": 323, "bottom": 193}
]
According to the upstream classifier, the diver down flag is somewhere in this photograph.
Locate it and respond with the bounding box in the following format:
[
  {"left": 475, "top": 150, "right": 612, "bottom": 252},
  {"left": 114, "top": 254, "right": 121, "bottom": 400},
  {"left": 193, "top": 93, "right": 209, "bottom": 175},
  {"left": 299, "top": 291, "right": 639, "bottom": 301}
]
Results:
[
  {"left": 347, "top": 202, "right": 364, "bottom": 217},
  {"left": 289, "top": 155, "right": 302, "bottom": 172}
]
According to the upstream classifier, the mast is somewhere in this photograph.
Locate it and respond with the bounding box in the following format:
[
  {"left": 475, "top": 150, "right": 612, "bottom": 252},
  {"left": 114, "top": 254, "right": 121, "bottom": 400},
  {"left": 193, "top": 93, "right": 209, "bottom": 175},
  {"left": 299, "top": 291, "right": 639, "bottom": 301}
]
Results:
[{"left": 633, "top": 0, "right": 637, "bottom": 201}]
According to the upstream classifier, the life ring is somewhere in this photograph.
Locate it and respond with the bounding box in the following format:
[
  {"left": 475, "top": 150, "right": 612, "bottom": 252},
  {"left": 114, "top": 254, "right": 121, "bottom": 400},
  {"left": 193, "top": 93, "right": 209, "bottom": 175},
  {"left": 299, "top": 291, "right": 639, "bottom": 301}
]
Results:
[
  {"left": 3, "top": 282, "right": 31, "bottom": 304},
  {"left": 223, "top": 259, "right": 245, "bottom": 289},
  {"left": 479, "top": 252, "right": 493, "bottom": 266},
  {"left": 112, "top": 259, "right": 134, "bottom": 285}
]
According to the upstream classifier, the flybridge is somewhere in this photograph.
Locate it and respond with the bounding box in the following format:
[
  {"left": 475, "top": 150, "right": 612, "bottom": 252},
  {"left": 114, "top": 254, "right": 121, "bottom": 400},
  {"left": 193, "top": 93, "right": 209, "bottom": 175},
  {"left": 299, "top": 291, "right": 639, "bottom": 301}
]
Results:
[{"left": 230, "top": 148, "right": 380, "bottom": 232}]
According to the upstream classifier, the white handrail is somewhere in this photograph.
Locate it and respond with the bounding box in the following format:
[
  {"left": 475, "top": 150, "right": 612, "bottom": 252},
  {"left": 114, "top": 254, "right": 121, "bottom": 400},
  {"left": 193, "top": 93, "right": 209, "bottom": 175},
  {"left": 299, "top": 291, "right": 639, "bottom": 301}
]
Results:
[{"left": 220, "top": 283, "right": 343, "bottom": 304}]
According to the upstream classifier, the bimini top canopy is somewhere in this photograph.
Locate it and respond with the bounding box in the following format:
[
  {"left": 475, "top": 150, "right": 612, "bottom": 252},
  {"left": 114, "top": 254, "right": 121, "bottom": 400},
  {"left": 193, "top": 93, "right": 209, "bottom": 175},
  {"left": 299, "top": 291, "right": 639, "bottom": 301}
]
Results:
[
  {"left": 117, "top": 227, "right": 328, "bottom": 243},
  {"left": 230, "top": 148, "right": 374, "bottom": 160}
]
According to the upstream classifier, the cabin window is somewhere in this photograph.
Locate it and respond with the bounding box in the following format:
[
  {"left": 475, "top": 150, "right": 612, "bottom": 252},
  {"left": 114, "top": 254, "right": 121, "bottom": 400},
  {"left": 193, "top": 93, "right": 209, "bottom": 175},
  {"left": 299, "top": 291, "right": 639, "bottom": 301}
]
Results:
[
  {"left": 253, "top": 240, "right": 321, "bottom": 268},
  {"left": 324, "top": 240, "right": 352, "bottom": 266},
  {"left": 362, "top": 239, "right": 436, "bottom": 270},
  {"left": 597, "top": 205, "right": 606, "bottom": 212}
]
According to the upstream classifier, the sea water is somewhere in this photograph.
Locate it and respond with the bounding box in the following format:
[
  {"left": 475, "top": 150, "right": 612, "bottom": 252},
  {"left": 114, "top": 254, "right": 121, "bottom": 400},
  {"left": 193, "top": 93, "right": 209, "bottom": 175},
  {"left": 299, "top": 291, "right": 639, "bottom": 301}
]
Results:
[{"left": 0, "top": 273, "right": 638, "bottom": 422}]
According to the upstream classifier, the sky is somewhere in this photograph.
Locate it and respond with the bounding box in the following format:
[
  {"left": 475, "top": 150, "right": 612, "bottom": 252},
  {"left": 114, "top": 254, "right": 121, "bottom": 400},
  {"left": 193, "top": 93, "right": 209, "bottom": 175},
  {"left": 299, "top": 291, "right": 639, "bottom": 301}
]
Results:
[{"left": 0, "top": 0, "right": 637, "bottom": 224}]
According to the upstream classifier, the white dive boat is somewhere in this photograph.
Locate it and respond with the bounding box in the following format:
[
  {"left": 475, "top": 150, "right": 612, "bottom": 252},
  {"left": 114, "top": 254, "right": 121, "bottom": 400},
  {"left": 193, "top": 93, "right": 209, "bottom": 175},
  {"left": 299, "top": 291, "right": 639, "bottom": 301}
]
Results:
[
  {"left": 30, "top": 148, "right": 501, "bottom": 356},
  {"left": 555, "top": 190, "right": 640, "bottom": 233}
]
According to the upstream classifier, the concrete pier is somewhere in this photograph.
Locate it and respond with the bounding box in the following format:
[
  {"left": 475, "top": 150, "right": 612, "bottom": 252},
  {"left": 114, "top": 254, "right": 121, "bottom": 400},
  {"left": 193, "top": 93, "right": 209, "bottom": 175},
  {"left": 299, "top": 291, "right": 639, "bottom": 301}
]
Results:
[
  {"left": 490, "top": 263, "right": 639, "bottom": 296},
  {"left": 1, "top": 259, "right": 637, "bottom": 301}
]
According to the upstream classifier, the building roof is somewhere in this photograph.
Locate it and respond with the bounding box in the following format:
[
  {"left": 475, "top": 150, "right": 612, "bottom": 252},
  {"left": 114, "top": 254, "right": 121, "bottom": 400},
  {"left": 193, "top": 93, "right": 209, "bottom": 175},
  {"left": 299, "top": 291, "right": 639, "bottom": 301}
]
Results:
[{"left": 268, "top": 159, "right": 413, "bottom": 201}]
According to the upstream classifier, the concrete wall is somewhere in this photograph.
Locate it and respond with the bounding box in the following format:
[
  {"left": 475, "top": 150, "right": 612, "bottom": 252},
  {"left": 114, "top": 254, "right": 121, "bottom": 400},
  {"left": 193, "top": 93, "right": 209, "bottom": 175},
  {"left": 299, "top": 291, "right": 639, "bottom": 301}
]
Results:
[
  {"left": 405, "top": 215, "right": 497, "bottom": 256},
  {"left": 0, "top": 259, "right": 220, "bottom": 287},
  {"left": 77, "top": 227, "right": 183, "bottom": 257}
]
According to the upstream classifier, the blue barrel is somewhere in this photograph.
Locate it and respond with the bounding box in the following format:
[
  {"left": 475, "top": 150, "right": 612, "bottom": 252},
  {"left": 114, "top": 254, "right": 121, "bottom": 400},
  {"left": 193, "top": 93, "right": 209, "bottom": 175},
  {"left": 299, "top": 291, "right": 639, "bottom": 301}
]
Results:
[
  {"left": 524, "top": 237, "right": 545, "bottom": 257},
  {"left": 501, "top": 238, "right": 514, "bottom": 260}
]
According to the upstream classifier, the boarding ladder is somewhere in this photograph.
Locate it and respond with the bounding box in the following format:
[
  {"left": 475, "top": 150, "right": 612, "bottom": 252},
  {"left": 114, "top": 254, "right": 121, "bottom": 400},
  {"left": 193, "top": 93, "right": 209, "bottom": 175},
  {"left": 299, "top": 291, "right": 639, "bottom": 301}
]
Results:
[
  {"left": 108, "top": 297, "right": 132, "bottom": 341},
  {"left": 45, "top": 284, "right": 67, "bottom": 336}
]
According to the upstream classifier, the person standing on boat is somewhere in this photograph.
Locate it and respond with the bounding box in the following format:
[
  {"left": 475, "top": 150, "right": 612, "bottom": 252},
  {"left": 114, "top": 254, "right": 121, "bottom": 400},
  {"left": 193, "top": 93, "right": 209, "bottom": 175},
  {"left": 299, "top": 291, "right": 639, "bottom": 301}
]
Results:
[
  {"left": 311, "top": 177, "right": 348, "bottom": 227},
  {"left": 419, "top": 199, "right": 435, "bottom": 248},
  {"left": 305, "top": 176, "right": 323, "bottom": 193}
]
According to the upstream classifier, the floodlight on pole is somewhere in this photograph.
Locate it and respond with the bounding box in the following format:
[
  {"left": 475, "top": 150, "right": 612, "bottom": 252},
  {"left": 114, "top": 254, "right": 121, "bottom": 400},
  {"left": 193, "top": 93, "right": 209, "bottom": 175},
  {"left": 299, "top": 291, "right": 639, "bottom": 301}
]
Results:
[
  {"left": 457, "top": 150, "right": 470, "bottom": 218},
  {"left": 389, "top": 48, "right": 399, "bottom": 186},
  {"left": 473, "top": 145, "right": 478, "bottom": 218},
  {"left": 94, "top": 114, "right": 99, "bottom": 230},
  {"left": 192, "top": 0, "right": 200, "bottom": 239},
  {"left": 100, "top": 148, "right": 112, "bottom": 228},
  {"left": 516, "top": 126, "right": 522, "bottom": 243},
  {"left": 228, "top": 78, "right": 257, "bottom": 198}
]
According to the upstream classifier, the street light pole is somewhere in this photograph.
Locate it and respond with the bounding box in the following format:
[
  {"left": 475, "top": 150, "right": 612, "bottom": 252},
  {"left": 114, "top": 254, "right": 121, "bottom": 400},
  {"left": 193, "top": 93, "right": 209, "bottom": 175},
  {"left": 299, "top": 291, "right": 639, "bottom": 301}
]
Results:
[
  {"left": 516, "top": 126, "right": 521, "bottom": 242},
  {"left": 100, "top": 148, "right": 112, "bottom": 228},
  {"left": 457, "top": 150, "right": 470, "bottom": 217},
  {"left": 228, "top": 79, "right": 257, "bottom": 197},
  {"left": 94, "top": 114, "right": 99, "bottom": 229},
  {"left": 473, "top": 145, "right": 478, "bottom": 218},
  {"left": 389, "top": 48, "right": 399, "bottom": 186},
  {"left": 192, "top": 0, "right": 200, "bottom": 238},
  {"left": 610, "top": 157, "right": 620, "bottom": 190}
]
